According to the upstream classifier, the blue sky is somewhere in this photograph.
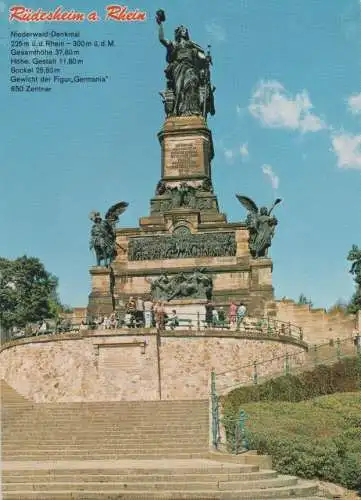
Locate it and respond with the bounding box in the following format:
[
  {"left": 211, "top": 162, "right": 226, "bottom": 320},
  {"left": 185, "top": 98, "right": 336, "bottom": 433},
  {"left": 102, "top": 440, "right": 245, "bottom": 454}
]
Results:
[{"left": 1, "top": 0, "right": 360, "bottom": 308}]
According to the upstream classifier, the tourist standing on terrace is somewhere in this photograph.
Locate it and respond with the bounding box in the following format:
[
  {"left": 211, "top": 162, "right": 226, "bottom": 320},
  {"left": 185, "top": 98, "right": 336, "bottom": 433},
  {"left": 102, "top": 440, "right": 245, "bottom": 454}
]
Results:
[
  {"left": 229, "top": 302, "right": 237, "bottom": 327},
  {"left": 143, "top": 296, "right": 153, "bottom": 328},
  {"left": 135, "top": 297, "right": 144, "bottom": 327},
  {"left": 236, "top": 303, "right": 247, "bottom": 328},
  {"left": 205, "top": 301, "right": 213, "bottom": 328}
]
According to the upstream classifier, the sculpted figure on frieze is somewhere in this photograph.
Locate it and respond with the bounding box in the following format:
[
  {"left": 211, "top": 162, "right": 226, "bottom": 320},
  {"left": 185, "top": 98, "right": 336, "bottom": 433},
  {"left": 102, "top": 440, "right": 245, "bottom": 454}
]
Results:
[
  {"left": 127, "top": 232, "right": 237, "bottom": 261},
  {"left": 148, "top": 268, "right": 213, "bottom": 301}
]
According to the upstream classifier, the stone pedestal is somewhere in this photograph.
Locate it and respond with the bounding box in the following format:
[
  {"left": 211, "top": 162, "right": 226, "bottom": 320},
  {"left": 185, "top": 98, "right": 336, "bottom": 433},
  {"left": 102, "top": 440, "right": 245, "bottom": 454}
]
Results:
[
  {"left": 158, "top": 116, "right": 214, "bottom": 180},
  {"left": 88, "top": 267, "right": 114, "bottom": 317},
  {"left": 163, "top": 299, "right": 207, "bottom": 328},
  {"left": 88, "top": 116, "right": 276, "bottom": 318}
]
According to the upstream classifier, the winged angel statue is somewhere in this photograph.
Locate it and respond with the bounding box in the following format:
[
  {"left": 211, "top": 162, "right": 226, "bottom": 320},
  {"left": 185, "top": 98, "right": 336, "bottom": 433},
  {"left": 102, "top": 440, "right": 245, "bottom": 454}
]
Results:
[
  {"left": 89, "top": 201, "right": 128, "bottom": 267},
  {"left": 236, "top": 195, "right": 282, "bottom": 258}
]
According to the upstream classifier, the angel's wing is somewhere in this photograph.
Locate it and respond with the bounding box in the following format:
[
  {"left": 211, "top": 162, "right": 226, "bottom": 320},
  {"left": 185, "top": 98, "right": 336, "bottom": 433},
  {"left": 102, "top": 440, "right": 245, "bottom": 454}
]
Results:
[
  {"left": 105, "top": 201, "right": 129, "bottom": 224},
  {"left": 235, "top": 195, "right": 258, "bottom": 214}
]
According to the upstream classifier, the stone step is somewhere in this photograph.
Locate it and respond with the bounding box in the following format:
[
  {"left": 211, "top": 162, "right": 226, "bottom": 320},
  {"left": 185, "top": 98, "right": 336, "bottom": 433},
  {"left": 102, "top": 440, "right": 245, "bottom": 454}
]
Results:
[
  {"left": 3, "top": 430, "right": 209, "bottom": 436},
  {"left": 17, "top": 401, "right": 209, "bottom": 407},
  {"left": 9, "top": 406, "right": 209, "bottom": 413},
  {"left": 5, "top": 413, "right": 208, "bottom": 416},
  {"left": 2, "top": 426, "right": 208, "bottom": 440},
  {"left": 3, "top": 435, "right": 209, "bottom": 442},
  {"left": 16, "top": 406, "right": 209, "bottom": 410},
  {"left": 7, "top": 415, "right": 208, "bottom": 420},
  {"left": 3, "top": 408, "right": 208, "bottom": 421},
  {"left": 5, "top": 424, "right": 209, "bottom": 431},
  {"left": 4, "top": 435, "right": 207, "bottom": 444},
  {"left": 1, "top": 465, "right": 260, "bottom": 475},
  {"left": 4, "top": 427, "right": 208, "bottom": 435},
  {"left": 3, "top": 406, "right": 209, "bottom": 411},
  {"left": 3, "top": 410, "right": 209, "bottom": 416},
  {"left": 6, "top": 421, "right": 209, "bottom": 427},
  {"left": 2, "top": 471, "right": 277, "bottom": 482},
  {"left": 2, "top": 476, "right": 299, "bottom": 492},
  {"left": 2, "top": 453, "right": 209, "bottom": 460},
  {"left": 4, "top": 433, "right": 208, "bottom": 440},
  {"left": 2, "top": 406, "right": 210, "bottom": 411},
  {"left": 3, "top": 438, "right": 209, "bottom": 445},
  {"left": 0, "top": 481, "right": 320, "bottom": 498},
  {"left": 3, "top": 450, "right": 208, "bottom": 457},
  {"left": 3, "top": 444, "right": 208, "bottom": 452},
  {"left": 3, "top": 444, "right": 209, "bottom": 451}
]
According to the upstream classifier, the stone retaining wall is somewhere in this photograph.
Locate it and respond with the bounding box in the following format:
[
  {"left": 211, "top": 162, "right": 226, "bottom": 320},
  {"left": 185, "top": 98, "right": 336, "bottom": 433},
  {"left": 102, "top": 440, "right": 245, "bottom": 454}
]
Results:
[
  {"left": 0, "top": 330, "right": 306, "bottom": 402},
  {"left": 275, "top": 300, "right": 357, "bottom": 344}
]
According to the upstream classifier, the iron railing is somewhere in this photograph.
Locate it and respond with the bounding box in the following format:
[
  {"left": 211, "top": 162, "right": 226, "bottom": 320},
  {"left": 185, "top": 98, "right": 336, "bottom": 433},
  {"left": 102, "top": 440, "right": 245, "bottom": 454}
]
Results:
[
  {"left": 211, "top": 370, "right": 249, "bottom": 454},
  {"left": 214, "top": 335, "right": 361, "bottom": 395},
  {"left": 212, "top": 336, "right": 360, "bottom": 453},
  {"left": 222, "top": 410, "right": 249, "bottom": 454},
  {"left": 211, "top": 371, "right": 221, "bottom": 449},
  {"left": 3, "top": 313, "right": 305, "bottom": 344}
]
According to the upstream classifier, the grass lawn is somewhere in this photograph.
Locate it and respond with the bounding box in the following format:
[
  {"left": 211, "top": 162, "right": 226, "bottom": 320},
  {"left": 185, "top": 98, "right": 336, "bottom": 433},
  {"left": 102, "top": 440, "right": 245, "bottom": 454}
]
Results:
[{"left": 235, "top": 392, "right": 361, "bottom": 491}]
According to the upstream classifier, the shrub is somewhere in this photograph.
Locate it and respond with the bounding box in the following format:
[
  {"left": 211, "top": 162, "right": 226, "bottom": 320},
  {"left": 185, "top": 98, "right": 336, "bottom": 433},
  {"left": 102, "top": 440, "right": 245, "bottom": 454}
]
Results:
[
  {"left": 223, "top": 356, "right": 361, "bottom": 411},
  {"left": 223, "top": 393, "right": 361, "bottom": 490}
]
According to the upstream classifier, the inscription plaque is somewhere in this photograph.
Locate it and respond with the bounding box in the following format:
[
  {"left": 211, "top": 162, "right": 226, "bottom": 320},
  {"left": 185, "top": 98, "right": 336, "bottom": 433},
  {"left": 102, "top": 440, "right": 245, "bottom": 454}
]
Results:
[
  {"left": 99, "top": 347, "right": 142, "bottom": 372},
  {"left": 169, "top": 143, "right": 198, "bottom": 171}
]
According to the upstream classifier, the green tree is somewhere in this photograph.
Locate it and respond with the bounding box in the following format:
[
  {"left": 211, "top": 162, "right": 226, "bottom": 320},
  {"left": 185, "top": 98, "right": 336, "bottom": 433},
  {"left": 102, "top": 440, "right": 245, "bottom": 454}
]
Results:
[
  {"left": 347, "top": 290, "right": 361, "bottom": 314},
  {"left": 0, "top": 256, "right": 62, "bottom": 330},
  {"left": 347, "top": 245, "right": 361, "bottom": 313},
  {"left": 327, "top": 299, "right": 349, "bottom": 314},
  {"left": 297, "top": 293, "right": 313, "bottom": 307}
]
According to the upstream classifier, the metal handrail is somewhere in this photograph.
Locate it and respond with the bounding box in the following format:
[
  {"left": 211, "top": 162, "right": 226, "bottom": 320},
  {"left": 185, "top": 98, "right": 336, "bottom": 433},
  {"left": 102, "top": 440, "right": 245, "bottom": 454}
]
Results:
[
  {"left": 221, "top": 410, "right": 249, "bottom": 454},
  {"left": 215, "top": 335, "right": 360, "bottom": 394},
  {"left": 215, "top": 335, "right": 357, "bottom": 377},
  {"left": 211, "top": 370, "right": 248, "bottom": 454},
  {"left": 4, "top": 313, "right": 305, "bottom": 342}
]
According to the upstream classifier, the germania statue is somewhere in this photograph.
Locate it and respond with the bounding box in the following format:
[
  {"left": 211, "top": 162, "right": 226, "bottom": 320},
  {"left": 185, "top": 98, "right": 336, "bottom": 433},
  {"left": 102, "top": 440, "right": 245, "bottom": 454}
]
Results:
[
  {"left": 156, "top": 9, "right": 215, "bottom": 118},
  {"left": 236, "top": 195, "right": 282, "bottom": 258},
  {"left": 89, "top": 201, "right": 128, "bottom": 267}
]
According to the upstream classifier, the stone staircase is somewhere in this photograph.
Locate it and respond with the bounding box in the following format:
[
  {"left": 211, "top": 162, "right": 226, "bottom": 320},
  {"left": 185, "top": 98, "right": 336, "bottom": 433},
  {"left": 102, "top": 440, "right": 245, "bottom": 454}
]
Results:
[{"left": 1, "top": 380, "right": 324, "bottom": 499}]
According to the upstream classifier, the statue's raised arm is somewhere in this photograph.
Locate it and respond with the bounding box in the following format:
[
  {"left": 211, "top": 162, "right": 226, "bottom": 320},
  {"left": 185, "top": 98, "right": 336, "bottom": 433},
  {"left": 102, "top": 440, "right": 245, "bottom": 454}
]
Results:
[{"left": 156, "top": 10, "right": 171, "bottom": 48}]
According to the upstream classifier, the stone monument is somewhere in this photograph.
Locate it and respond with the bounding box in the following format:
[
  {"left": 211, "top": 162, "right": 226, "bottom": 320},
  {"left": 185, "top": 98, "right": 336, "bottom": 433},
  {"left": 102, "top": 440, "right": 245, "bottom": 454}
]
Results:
[{"left": 88, "top": 11, "right": 278, "bottom": 319}]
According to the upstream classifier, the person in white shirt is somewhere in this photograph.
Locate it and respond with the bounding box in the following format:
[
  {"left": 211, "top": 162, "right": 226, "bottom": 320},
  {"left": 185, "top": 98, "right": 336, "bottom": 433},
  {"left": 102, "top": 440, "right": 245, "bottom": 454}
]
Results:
[
  {"left": 237, "top": 303, "right": 247, "bottom": 327},
  {"left": 39, "top": 321, "right": 47, "bottom": 334},
  {"left": 143, "top": 297, "right": 153, "bottom": 328},
  {"left": 212, "top": 308, "right": 219, "bottom": 326},
  {"left": 168, "top": 310, "right": 179, "bottom": 330},
  {"left": 135, "top": 297, "right": 144, "bottom": 327}
]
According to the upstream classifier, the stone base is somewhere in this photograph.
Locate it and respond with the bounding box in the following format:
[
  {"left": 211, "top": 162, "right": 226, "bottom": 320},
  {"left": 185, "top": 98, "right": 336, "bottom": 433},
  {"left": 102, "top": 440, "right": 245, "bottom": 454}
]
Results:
[
  {"left": 88, "top": 267, "right": 114, "bottom": 317},
  {"left": 88, "top": 256, "right": 275, "bottom": 319},
  {"left": 87, "top": 294, "right": 114, "bottom": 317},
  {"left": 163, "top": 300, "right": 207, "bottom": 328},
  {"left": 158, "top": 116, "right": 213, "bottom": 180},
  {"left": 87, "top": 116, "right": 276, "bottom": 319}
]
